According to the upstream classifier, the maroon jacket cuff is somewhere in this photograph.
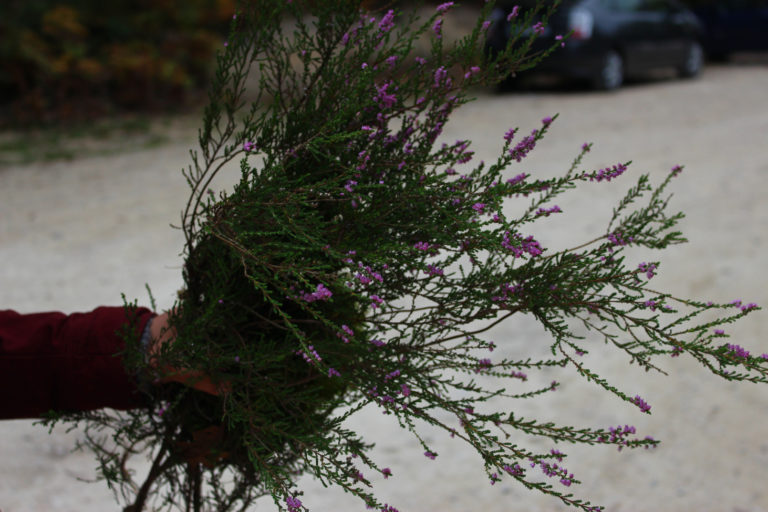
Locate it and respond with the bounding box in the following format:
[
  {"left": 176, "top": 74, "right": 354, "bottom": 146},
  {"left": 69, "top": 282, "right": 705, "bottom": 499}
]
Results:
[{"left": 0, "top": 306, "right": 155, "bottom": 420}]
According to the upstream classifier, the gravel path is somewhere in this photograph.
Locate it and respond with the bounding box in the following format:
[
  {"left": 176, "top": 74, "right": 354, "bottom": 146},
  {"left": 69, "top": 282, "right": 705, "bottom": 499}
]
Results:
[{"left": 1, "top": 63, "right": 767, "bottom": 511}]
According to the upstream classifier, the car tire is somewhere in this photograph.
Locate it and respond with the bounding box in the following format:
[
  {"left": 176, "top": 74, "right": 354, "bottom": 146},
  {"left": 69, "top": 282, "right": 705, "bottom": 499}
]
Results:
[
  {"left": 594, "top": 51, "right": 623, "bottom": 91},
  {"left": 678, "top": 41, "right": 704, "bottom": 78}
]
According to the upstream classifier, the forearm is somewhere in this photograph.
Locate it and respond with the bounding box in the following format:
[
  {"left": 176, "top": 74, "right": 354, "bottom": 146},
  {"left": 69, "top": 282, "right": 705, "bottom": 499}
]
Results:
[{"left": 0, "top": 307, "right": 154, "bottom": 420}]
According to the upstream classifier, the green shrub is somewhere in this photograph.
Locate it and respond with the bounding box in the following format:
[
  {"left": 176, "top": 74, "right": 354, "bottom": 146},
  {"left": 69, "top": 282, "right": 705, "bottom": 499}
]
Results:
[{"left": 0, "top": 0, "right": 234, "bottom": 127}]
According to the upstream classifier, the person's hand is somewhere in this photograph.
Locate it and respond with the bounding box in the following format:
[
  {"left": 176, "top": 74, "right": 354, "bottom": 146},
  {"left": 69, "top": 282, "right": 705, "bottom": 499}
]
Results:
[{"left": 147, "top": 312, "right": 231, "bottom": 396}]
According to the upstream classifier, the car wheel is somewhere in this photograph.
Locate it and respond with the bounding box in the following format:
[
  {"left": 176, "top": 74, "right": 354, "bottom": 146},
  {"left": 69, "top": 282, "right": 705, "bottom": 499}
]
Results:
[
  {"left": 679, "top": 41, "right": 703, "bottom": 78},
  {"left": 594, "top": 51, "right": 623, "bottom": 91}
]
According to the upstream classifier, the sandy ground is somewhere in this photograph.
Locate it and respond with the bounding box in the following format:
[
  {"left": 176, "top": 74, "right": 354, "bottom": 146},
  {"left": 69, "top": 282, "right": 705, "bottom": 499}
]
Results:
[{"left": 1, "top": 62, "right": 768, "bottom": 512}]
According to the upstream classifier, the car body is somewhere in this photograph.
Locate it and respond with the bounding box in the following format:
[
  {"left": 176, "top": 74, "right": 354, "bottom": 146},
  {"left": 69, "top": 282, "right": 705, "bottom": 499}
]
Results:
[
  {"left": 486, "top": 0, "right": 705, "bottom": 90},
  {"left": 690, "top": 0, "right": 768, "bottom": 60}
]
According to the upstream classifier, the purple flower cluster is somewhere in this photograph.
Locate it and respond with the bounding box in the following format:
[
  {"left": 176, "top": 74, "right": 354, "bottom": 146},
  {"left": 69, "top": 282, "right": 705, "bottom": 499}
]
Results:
[
  {"left": 424, "top": 451, "right": 437, "bottom": 460},
  {"left": 503, "top": 463, "right": 524, "bottom": 476},
  {"left": 607, "top": 231, "right": 633, "bottom": 246},
  {"left": 536, "top": 205, "right": 562, "bottom": 217},
  {"left": 285, "top": 496, "right": 302, "bottom": 512},
  {"left": 726, "top": 343, "right": 751, "bottom": 359},
  {"left": 373, "top": 81, "right": 397, "bottom": 109},
  {"left": 436, "top": 2, "right": 454, "bottom": 13},
  {"left": 597, "top": 424, "right": 640, "bottom": 450},
  {"left": 506, "top": 172, "right": 527, "bottom": 186},
  {"left": 508, "top": 129, "right": 538, "bottom": 162},
  {"left": 632, "top": 395, "right": 651, "bottom": 413},
  {"left": 638, "top": 262, "right": 657, "bottom": 279},
  {"left": 296, "top": 345, "right": 322, "bottom": 365},
  {"left": 507, "top": 5, "right": 520, "bottom": 20},
  {"left": 425, "top": 265, "right": 444, "bottom": 277},
  {"left": 378, "top": 9, "right": 395, "bottom": 33},
  {"left": 589, "top": 163, "right": 628, "bottom": 182},
  {"left": 384, "top": 369, "right": 401, "bottom": 381},
  {"left": 432, "top": 18, "right": 443, "bottom": 38},
  {"left": 530, "top": 458, "right": 574, "bottom": 487},
  {"left": 502, "top": 231, "right": 543, "bottom": 257},
  {"left": 491, "top": 281, "right": 524, "bottom": 303},
  {"left": 300, "top": 283, "right": 333, "bottom": 303},
  {"left": 670, "top": 164, "right": 683, "bottom": 177},
  {"left": 243, "top": 141, "right": 256, "bottom": 152},
  {"left": 336, "top": 325, "right": 354, "bottom": 344},
  {"left": 475, "top": 358, "right": 493, "bottom": 373},
  {"left": 532, "top": 21, "right": 545, "bottom": 34}
]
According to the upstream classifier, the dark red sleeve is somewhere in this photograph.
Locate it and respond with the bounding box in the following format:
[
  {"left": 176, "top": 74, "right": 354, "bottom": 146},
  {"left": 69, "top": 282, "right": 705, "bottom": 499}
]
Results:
[{"left": 0, "top": 306, "right": 155, "bottom": 420}]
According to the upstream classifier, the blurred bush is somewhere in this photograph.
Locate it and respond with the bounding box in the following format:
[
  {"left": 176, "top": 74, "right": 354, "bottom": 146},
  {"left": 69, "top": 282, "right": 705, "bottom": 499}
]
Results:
[{"left": 0, "top": 0, "right": 234, "bottom": 127}]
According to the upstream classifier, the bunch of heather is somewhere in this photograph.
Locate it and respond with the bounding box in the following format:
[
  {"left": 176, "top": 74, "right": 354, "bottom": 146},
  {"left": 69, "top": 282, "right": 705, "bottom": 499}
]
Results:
[{"left": 37, "top": 1, "right": 764, "bottom": 511}]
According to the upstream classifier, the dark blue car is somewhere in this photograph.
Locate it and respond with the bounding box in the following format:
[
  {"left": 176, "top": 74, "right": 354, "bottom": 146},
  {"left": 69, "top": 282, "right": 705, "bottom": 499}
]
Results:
[
  {"left": 691, "top": 0, "right": 768, "bottom": 60},
  {"left": 486, "top": 0, "right": 704, "bottom": 90}
]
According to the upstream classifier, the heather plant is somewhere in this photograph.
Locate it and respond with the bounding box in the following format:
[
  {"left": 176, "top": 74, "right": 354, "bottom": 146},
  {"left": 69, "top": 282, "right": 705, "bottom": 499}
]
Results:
[{"left": 37, "top": 1, "right": 765, "bottom": 511}]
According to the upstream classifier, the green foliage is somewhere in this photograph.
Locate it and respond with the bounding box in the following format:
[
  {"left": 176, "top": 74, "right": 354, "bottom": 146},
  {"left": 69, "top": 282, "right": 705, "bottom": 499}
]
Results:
[
  {"left": 36, "top": 1, "right": 764, "bottom": 511},
  {"left": 0, "top": 0, "right": 234, "bottom": 127}
]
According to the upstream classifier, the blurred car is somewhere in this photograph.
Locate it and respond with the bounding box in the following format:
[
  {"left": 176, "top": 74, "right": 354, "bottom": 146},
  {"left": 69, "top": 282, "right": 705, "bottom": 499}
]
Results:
[
  {"left": 486, "top": 0, "right": 704, "bottom": 90},
  {"left": 690, "top": 0, "right": 768, "bottom": 60}
]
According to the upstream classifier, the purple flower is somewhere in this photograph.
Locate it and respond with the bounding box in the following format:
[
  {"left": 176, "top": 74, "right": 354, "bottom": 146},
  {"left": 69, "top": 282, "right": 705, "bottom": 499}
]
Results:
[
  {"left": 632, "top": 395, "right": 651, "bottom": 413},
  {"left": 507, "top": 5, "right": 520, "bottom": 20},
  {"left": 382, "top": 467, "right": 392, "bottom": 478},
  {"left": 243, "top": 141, "right": 256, "bottom": 152},
  {"left": 532, "top": 21, "right": 545, "bottom": 34},
  {"left": 374, "top": 81, "right": 397, "bottom": 108},
  {"left": 434, "top": 66, "right": 447, "bottom": 87},
  {"left": 506, "top": 172, "right": 527, "bottom": 186},
  {"left": 472, "top": 202, "right": 486, "bottom": 213},
  {"left": 536, "top": 205, "right": 562, "bottom": 217},
  {"left": 370, "top": 295, "right": 384, "bottom": 309},
  {"left": 541, "top": 116, "right": 553, "bottom": 126},
  {"left": 424, "top": 451, "right": 437, "bottom": 460},
  {"left": 432, "top": 18, "right": 443, "bottom": 38},
  {"left": 503, "top": 127, "right": 517, "bottom": 142},
  {"left": 475, "top": 358, "right": 492, "bottom": 372},
  {"left": 714, "top": 329, "right": 725, "bottom": 335},
  {"left": 555, "top": 34, "right": 565, "bottom": 47},
  {"left": 670, "top": 164, "right": 683, "bottom": 177},
  {"left": 727, "top": 343, "right": 750, "bottom": 359},
  {"left": 425, "top": 265, "right": 444, "bottom": 277},
  {"left": 401, "top": 383, "right": 411, "bottom": 396},
  {"left": 384, "top": 369, "right": 401, "bottom": 381},
  {"left": 436, "top": 2, "right": 454, "bottom": 13},
  {"left": 508, "top": 129, "right": 538, "bottom": 162},
  {"left": 328, "top": 367, "right": 341, "bottom": 378},
  {"left": 385, "top": 55, "right": 398, "bottom": 69},
  {"left": 638, "top": 262, "right": 657, "bottom": 279},
  {"left": 741, "top": 302, "right": 758, "bottom": 312},
  {"left": 285, "top": 496, "right": 302, "bottom": 512},
  {"left": 378, "top": 9, "right": 395, "bottom": 33},
  {"left": 482, "top": 20, "right": 492, "bottom": 30},
  {"left": 415, "top": 56, "right": 426, "bottom": 65},
  {"left": 590, "top": 163, "right": 628, "bottom": 182}
]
